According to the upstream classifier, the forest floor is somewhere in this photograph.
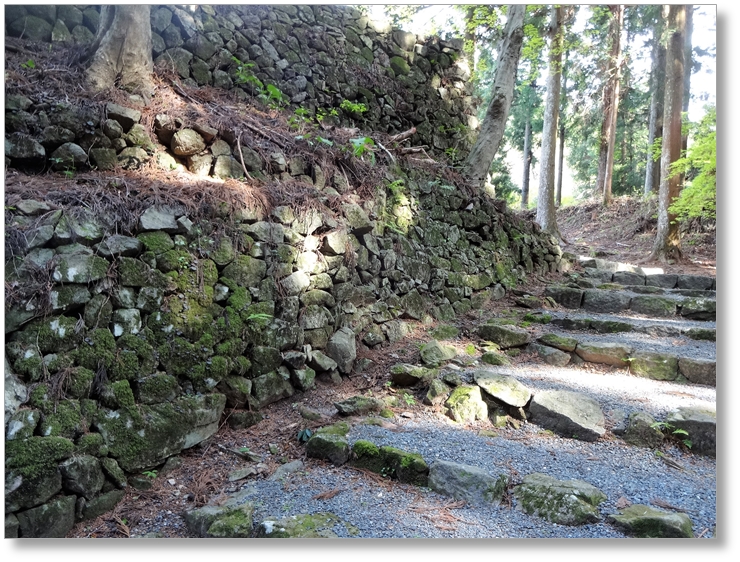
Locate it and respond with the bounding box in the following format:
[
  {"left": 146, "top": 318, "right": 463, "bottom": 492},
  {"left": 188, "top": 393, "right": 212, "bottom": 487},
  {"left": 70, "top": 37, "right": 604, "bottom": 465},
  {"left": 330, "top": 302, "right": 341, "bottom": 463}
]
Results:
[{"left": 66, "top": 195, "right": 716, "bottom": 539}]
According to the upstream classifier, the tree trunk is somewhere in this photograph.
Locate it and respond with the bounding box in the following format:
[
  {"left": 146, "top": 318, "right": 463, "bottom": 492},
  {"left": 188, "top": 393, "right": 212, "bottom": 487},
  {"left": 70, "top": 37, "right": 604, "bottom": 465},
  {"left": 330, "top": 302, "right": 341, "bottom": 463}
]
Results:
[
  {"left": 85, "top": 5, "right": 154, "bottom": 96},
  {"left": 536, "top": 6, "right": 564, "bottom": 237},
  {"left": 595, "top": 5, "right": 624, "bottom": 206},
  {"left": 464, "top": 5, "right": 525, "bottom": 185},
  {"left": 521, "top": 115, "right": 532, "bottom": 209},
  {"left": 556, "top": 120, "right": 565, "bottom": 207},
  {"left": 650, "top": 4, "right": 686, "bottom": 262},
  {"left": 680, "top": 6, "right": 694, "bottom": 190},
  {"left": 644, "top": 14, "right": 666, "bottom": 197}
]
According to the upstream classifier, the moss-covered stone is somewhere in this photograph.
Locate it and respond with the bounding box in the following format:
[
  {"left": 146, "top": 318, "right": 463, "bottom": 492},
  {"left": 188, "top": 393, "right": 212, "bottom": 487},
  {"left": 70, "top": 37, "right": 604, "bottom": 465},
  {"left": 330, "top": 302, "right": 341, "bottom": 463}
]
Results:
[
  {"left": 74, "top": 328, "right": 116, "bottom": 371},
  {"left": 134, "top": 372, "right": 179, "bottom": 404},
  {"left": 380, "top": 445, "right": 429, "bottom": 486},
  {"left": 629, "top": 351, "right": 679, "bottom": 381},
  {"left": 419, "top": 339, "right": 457, "bottom": 366},
  {"left": 118, "top": 256, "right": 170, "bottom": 288},
  {"left": 206, "top": 504, "right": 255, "bottom": 538},
  {"left": 514, "top": 473, "right": 607, "bottom": 525},
  {"left": 17, "top": 316, "right": 82, "bottom": 354},
  {"left": 222, "top": 254, "right": 267, "bottom": 287},
  {"left": 38, "top": 399, "right": 86, "bottom": 440},
  {"left": 445, "top": 385, "right": 487, "bottom": 423},
  {"left": 255, "top": 512, "right": 358, "bottom": 538},
  {"left": 333, "top": 395, "right": 384, "bottom": 416},
  {"left": 537, "top": 333, "right": 578, "bottom": 352},
  {"left": 305, "top": 433, "right": 350, "bottom": 465},
  {"left": 75, "top": 432, "right": 108, "bottom": 457},
  {"left": 6, "top": 436, "right": 75, "bottom": 475},
  {"left": 390, "top": 363, "right": 437, "bottom": 386},
  {"left": 15, "top": 494, "right": 76, "bottom": 538},
  {"left": 607, "top": 504, "right": 694, "bottom": 538},
  {"left": 156, "top": 248, "right": 193, "bottom": 273}
]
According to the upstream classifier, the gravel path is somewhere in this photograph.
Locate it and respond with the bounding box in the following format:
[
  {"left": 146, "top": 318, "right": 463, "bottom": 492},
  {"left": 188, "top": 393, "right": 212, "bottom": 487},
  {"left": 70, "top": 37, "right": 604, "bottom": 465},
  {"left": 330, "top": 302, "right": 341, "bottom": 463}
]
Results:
[{"left": 221, "top": 362, "right": 716, "bottom": 539}]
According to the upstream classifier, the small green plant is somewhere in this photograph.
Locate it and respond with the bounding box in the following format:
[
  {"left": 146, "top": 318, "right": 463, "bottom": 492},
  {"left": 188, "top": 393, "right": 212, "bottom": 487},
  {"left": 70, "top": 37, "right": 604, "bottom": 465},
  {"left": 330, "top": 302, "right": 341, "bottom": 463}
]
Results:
[
  {"left": 176, "top": 255, "right": 190, "bottom": 270},
  {"left": 384, "top": 380, "right": 393, "bottom": 388},
  {"left": 288, "top": 107, "right": 311, "bottom": 130},
  {"left": 465, "top": 343, "right": 477, "bottom": 355},
  {"left": 297, "top": 428, "right": 313, "bottom": 443},
  {"left": 445, "top": 147, "right": 459, "bottom": 162},
  {"left": 142, "top": 470, "right": 157, "bottom": 479},
  {"left": 316, "top": 107, "right": 339, "bottom": 122},
  {"left": 349, "top": 136, "right": 376, "bottom": 164},
  {"left": 651, "top": 421, "right": 692, "bottom": 449},
  {"left": 403, "top": 393, "right": 416, "bottom": 406},
  {"left": 380, "top": 466, "right": 395, "bottom": 478},
  {"left": 246, "top": 313, "right": 272, "bottom": 324},
  {"left": 262, "top": 83, "right": 289, "bottom": 109},
  {"left": 62, "top": 169, "right": 75, "bottom": 179},
  {"left": 21, "top": 59, "right": 35, "bottom": 69},
  {"left": 340, "top": 99, "right": 368, "bottom": 114}
]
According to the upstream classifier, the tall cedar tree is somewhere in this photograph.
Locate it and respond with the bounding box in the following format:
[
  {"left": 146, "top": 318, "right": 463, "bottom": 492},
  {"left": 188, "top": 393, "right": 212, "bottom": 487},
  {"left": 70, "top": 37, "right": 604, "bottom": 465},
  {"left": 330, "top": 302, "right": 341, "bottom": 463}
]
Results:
[
  {"left": 595, "top": 5, "right": 625, "bottom": 206},
  {"left": 535, "top": 5, "right": 564, "bottom": 237},
  {"left": 644, "top": 8, "right": 667, "bottom": 196},
  {"left": 650, "top": 5, "right": 686, "bottom": 262}
]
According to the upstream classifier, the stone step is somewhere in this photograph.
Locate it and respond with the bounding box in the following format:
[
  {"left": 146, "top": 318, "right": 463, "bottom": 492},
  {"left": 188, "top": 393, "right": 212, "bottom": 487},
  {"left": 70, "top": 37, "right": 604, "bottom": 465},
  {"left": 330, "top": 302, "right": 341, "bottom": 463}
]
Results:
[
  {"left": 541, "top": 309, "right": 716, "bottom": 341},
  {"left": 530, "top": 328, "right": 716, "bottom": 386},
  {"left": 577, "top": 257, "right": 715, "bottom": 290},
  {"left": 544, "top": 284, "right": 716, "bottom": 321}
]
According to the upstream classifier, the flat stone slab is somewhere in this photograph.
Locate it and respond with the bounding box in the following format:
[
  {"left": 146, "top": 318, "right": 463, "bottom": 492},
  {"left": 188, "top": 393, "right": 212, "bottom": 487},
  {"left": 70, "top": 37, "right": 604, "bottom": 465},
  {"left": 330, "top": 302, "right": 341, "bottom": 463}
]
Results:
[
  {"left": 473, "top": 370, "right": 531, "bottom": 408},
  {"left": 514, "top": 473, "right": 607, "bottom": 525},
  {"left": 575, "top": 342, "right": 631, "bottom": 367},
  {"left": 607, "top": 504, "right": 694, "bottom": 538},
  {"left": 429, "top": 460, "right": 508, "bottom": 506},
  {"left": 581, "top": 289, "right": 631, "bottom": 313},
  {"left": 629, "top": 351, "right": 679, "bottom": 381},
  {"left": 528, "top": 342, "right": 571, "bottom": 367},
  {"left": 529, "top": 390, "right": 605, "bottom": 441},
  {"left": 678, "top": 357, "right": 716, "bottom": 386},
  {"left": 476, "top": 323, "right": 531, "bottom": 349}
]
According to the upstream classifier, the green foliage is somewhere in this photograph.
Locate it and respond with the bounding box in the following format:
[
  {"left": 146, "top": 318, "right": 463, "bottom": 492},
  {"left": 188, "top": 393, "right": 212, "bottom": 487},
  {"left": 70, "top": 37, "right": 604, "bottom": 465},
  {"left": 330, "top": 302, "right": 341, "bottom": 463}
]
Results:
[
  {"left": 316, "top": 107, "right": 339, "bottom": 122},
  {"left": 340, "top": 99, "right": 368, "bottom": 114},
  {"left": 231, "top": 57, "right": 262, "bottom": 90},
  {"left": 297, "top": 428, "right": 313, "bottom": 443},
  {"left": 21, "top": 59, "right": 36, "bottom": 69},
  {"left": 668, "top": 105, "right": 716, "bottom": 221},
  {"left": 142, "top": 469, "right": 158, "bottom": 479},
  {"left": 651, "top": 421, "right": 692, "bottom": 449},
  {"left": 349, "top": 136, "right": 376, "bottom": 164}
]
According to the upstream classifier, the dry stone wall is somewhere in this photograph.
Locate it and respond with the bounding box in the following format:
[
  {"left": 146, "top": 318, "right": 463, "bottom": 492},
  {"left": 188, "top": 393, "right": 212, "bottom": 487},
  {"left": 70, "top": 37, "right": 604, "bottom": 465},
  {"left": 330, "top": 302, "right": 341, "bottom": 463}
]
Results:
[
  {"left": 4, "top": 4, "right": 567, "bottom": 538},
  {"left": 6, "top": 4, "right": 478, "bottom": 160}
]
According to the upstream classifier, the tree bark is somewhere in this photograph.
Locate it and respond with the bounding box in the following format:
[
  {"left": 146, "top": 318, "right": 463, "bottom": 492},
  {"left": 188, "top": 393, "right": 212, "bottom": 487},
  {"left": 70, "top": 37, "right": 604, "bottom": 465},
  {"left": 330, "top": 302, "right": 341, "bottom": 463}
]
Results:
[
  {"left": 650, "top": 5, "right": 686, "bottom": 262},
  {"left": 595, "top": 5, "right": 624, "bottom": 206},
  {"left": 464, "top": 5, "right": 525, "bottom": 186},
  {"left": 679, "top": 6, "right": 694, "bottom": 190},
  {"left": 536, "top": 6, "right": 564, "bottom": 237},
  {"left": 556, "top": 49, "right": 568, "bottom": 208},
  {"left": 85, "top": 5, "right": 154, "bottom": 96},
  {"left": 644, "top": 14, "right": 666, "bottom": 197},
  {"left": 521, "top": 115, "right": 532, "bottom": 209}
]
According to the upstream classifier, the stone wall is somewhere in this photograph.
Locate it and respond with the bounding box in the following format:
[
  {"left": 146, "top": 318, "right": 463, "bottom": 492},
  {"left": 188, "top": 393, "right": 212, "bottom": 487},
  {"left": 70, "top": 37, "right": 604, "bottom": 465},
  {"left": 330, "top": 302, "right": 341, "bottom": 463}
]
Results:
[
  {"left": 5, "top": 4, "right": 478, "bottom": 159},
  {"left": 4, "top": 4, "right": 567, "bottom": 538}
]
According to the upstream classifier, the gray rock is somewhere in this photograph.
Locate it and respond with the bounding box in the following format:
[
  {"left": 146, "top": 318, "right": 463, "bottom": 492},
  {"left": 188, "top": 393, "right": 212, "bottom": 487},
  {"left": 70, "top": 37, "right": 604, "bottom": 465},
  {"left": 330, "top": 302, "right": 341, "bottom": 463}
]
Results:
[
  {"left": 89, "top": 147, "right": 118, "bottom": 170},
  {"left": 6, "top": 409, "right": 40, "bottom": 441},
  {"left": 476, "top": 323, "right": 531, "bottom": 349},
  {"left": 105, "top": 103, "right": 141, "bottom": 132},
  {"left": 529, "top": 390, "right": 606, "bottom": 441},
  {"left": 529, "top": 342, "right": 571, "bottom": 366},
  {"left": 213, "top": 155, "right": 244, "bottom": 179},
  {"left": 80, "top": 489, "right": 126, "bottom": 521},
  {"left": 607, "top": 504, "right": 694, "bottom": 538},
  {"left": 95, "top": 235, "right": 143, "bottom": 257},
  {"left": 629, "top": 295, "right": 677, "bottom": 317},
  {"left": 665, "top": 406, "right": 716, "bottom": 457},
  {"left": 612, "top": 271, "right": 645, "bottom": 285},
  {"left": 334, "top": 396, "right": 384, "bottom": 416},
  {"left": 473, "top": 370, "right": 531, "bottom": 408},
  {"left": 117, "top": 147, "right": 149, "bottom": 169},
  {"left": 678, "top": 357, "right": 716, "bottom": 386},
  {"left": 428, "top": 460, "right": 508, "bottom": 506},
  {"left": 246, "top": 222, "right": 285, "bottom": 244},
  {"left": 306, "top": 433, "right": 350, "bottom": 465},
  {"left": 49, "top": 285, "right": 92, "bottom": 312},
  {"left": 255, "top": 512, "right": 357, "bottom": 538},
  {"left": 645, "top": 273, "right": 678, "bottom": 288},
  {"left": 111, "top": 309, "right": 142, "bottom": 336},
  {"left": 629, "top": 351, "right": 678, "bottom": 381},
  {"left": 419, "top": 340, "right": 457, "bottom": 366},
  {"left": 582, "top": 289, "right": 631, "bottom": 313},
  {"left": 6, "top": 133, "right": 46, "bottom": 161},
  {"left": 171, "top": 129, "right": 206, "bottom": 156},
  {"left": 52, "top": 254, "right": 109, "bottom": 283},
  {"left": 280, "top": 271, "right": 310, "bottom": 296},
  {"left": 268, "top": 460, "right": 304, "bottom": 481},
  {"left": 445, "top": 385, "right": 487, "bottom": 423},
  {"left": 251, "top": 371, "right": 294, "bottom": 409},
  {"left": 543, "top": 285, "right": 583, "bottom": 308},
  {"left": 59, "top": 454, "right": 104, "bottom": 499},
  {"left": 5, "top": 358, "right": 28, "bottom": 426},
  {"left": 680, "top": 297, "right": 716, "bottom": 321},
  {"left": 390, "top": 363, "right": 436, "bottom": 387},
  {"left": 623, "top": 411, "right": 664, "bottom": 448},
  {"left": 676, "top": 275, "right": 713, "bottom": 290},
  {"left": 514, "top": 472, "right": 607, "bottom": 525},
  {"left": 574, "top": 342, "right": 631, "bottom": 367},
  {"left": 138, "top": 206, "right": 180, "bottom": 232},
  {"left": 326, "top": 327, "right": 356, "bottom": 374},
  {"left": 16, "top": 495, "right": 76, "bottom": 538},
  {"left": 8, "top": 16, "right": 53, "bottom": 42}
]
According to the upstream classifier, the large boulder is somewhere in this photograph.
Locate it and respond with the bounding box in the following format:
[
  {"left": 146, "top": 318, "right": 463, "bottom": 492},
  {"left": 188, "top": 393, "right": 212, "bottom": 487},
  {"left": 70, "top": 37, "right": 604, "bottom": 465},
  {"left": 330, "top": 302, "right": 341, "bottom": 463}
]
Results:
[
  {"left": 678, "top": 358, "right": 716, "bottom": 386},
  {"left": 514, "top": 473, "right": 607, "bottom": 525},
  {"left": 15, "top": 495, "right": 76, "bottom": 538},
  {"left": 529, "top": 390, "right": 605, "bottom": 441},
  {"left": 622, "top": 411, "right": 664, "bottom": 448},
  {"left": 419, "top": 339, "right": 457, "bottom": 366},
  {"left": 254, "top": 512, "right": 358, "bottom": 538},
  {"left": 428, "top": 460, "right": 508, "bottom": 506}
]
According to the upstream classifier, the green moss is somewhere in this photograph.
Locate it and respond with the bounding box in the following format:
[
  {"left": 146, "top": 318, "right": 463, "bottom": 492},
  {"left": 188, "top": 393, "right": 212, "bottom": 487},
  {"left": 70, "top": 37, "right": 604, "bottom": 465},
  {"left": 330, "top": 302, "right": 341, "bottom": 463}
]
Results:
[
  {"left": 13, "top": 348, "right": 45, "bottom": 382},
  {"left": 38, "top": 399, "right": 86, "bottom": 439},
  {"left": 233, "top": 356, "right": 251, "bottom": 376},
  {"left": 109, "top": 350, "right": 140, "bottom": 382},
  {"left": 76, "top": 432, "right": 108, "bottom": 457},
  {"left": 5, "top": 436, "right": 75, "bottom": 477},
  {"left": 28, "top": 384, "right": 51, "bottom": 412},
  {"left": 135, "top": 373, "right": 178, "bottom": 403},
  {"left": 380, "top": 446, "right": 429, "bottom": 486},
  {"left": 215, "top": 338, "right": 247, "bottom": 358},
  {"left": 109, "top": 333, "right": 157, "bottom": 381},
  {"left": 74, "top": 328, "right": 116, "bottom": 372},
  {"left": 207, "top": 506, "right": 254, "bottom": 538},
  {"left": 19, "top": 316, "right": 82, "bottom": 354},
  {"left": 522, "top": 312, "right": 553, "bottom": 324},
  {"left": 137, "top": 231, "right": 175, "bottom": 255},
  {"left": 205, "top": 356, "right": 230, "bottom": 381},
  {"left": 226, "top": 286, "right": 252, "bottom": 310},
  {"left": 111, "top": 380, "right": 136, "bottom": 409},
  {"left": 157, "top": 248, "right": 193, "bottom": 273},
  {"left": 379, "top": 408, "right": 395, "bottom": 419},
  {"left": 67, "top": 367, "right": 95, "bottom": 399},
  {"left": 316, "top": 421, "right": 350, "bottom": 436}
]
